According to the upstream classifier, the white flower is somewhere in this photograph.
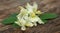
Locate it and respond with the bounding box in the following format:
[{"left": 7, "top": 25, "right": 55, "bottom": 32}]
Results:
[{"left": 15, "top": 2, "right": 44, "bottom": 30}]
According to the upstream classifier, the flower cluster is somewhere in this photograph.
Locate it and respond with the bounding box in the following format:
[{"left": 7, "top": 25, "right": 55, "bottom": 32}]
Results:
[{"left": 15, "top": 2, "right": 44, "bottom": 30}]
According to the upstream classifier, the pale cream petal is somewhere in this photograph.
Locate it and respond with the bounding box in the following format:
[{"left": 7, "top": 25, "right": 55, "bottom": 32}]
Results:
[
  {"left": 36, "top": 10, "right": 42, "bottom": 14},
  {"left": 33, "top": 22, "right": 37, "bottom": 26},
  {"left": 15, "top": 21, "right": 21, "bottom": 26},
  {"left": 25, "top": 22, "right": 34, "bottom": 27},
  {"left": 33, "top": 2, "right": 38, "bottom": 12},
  {"left": 26, "top": 3, "right": 33, "bottom": 13},
  {"left": 21, "top": 26, "right": 26, "bottom": 31},
  {"left": 38, "top": 18, "right": 44, "bottom": 24}
]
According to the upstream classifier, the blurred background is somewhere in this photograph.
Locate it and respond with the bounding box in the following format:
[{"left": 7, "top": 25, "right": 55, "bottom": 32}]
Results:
[{"left": 0, "top": 0, "right": 60, "bottom": 33}]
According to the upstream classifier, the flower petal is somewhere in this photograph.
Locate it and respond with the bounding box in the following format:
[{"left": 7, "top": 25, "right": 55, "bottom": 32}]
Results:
[
  {"left": 25, "top": 22, "right": 34, "bottom": 27},
  {"left": 21, "top": 26, "right": 26, "bottom": 31}
]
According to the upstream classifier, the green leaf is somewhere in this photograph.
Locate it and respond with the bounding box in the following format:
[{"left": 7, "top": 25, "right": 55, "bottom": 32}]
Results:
[
  {"left": 12, "top": 23, "right": 20, "bottom": 28},
  {"left": 42, "top": 19, "right": 48, "bottom": 23},
  {"left": 39, "top": 13, "right": 58, "bottom": 20},
  {"left": 2, "top": 13, "right": 18, "bottom": 25}
]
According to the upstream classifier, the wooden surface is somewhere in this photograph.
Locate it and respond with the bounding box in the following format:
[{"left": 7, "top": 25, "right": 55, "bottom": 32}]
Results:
[{"left": 0, "top": 0, "right": 60, "bottom": 33}]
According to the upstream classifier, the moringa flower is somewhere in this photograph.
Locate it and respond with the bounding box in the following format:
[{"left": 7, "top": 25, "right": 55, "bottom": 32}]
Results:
[{"left": 15, "top": 2, "right": 44, "bottom": 30}]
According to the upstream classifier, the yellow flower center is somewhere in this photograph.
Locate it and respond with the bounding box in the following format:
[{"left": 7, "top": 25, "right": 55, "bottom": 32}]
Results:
[{"left": 30, "top": 12, "right": 36, "bottom": 18}]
